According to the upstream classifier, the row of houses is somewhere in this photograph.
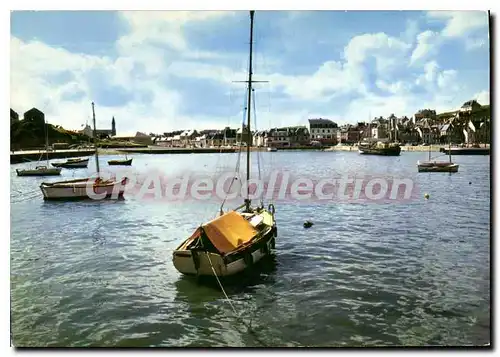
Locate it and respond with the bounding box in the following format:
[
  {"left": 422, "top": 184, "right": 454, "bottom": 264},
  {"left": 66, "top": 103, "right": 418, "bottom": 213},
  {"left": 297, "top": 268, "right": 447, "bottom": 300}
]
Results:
[{"left": 154, "top": 99, "right": 489, "bottom": 148}]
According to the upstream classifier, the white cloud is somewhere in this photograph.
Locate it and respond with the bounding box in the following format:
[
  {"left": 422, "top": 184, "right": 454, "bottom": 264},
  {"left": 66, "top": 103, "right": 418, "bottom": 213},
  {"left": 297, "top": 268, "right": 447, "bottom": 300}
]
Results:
[
  {"left": 474, "top": 90, "right": 490, "bottom": 106},
  {"left": 247, "top": 32, "right": 411, "bottom": 102},
  {"left": 437, "top": 69, "right": 458, "bottom": 90},
  {"left": 10, "top": 11, "right": 240, "bottom": 134},
  {"left": 375, "top": 80, "right": 412, "bottom": 94},
  {"left": 426, "top": 11, "right": 489, "bottom": 52},
  {"left": 343, "top": 32, "right": 411, "bottom": 73},
  {"left": 427, "top": 11, "right": 488, "bottom": 38},
  {"left": 10, "top": 11, "right": 489, "bottom": 134},
  {"left": 415, "top": 60, "right": 439, "bottom": 85},
  {"left": 117, "top": 11, "right": 235, "bottom": 53},
  {"left": 410, "top": 30, "right": 441, "bottom": 65},
  {"left": 465, "top": 38, "right": 487, "bottom": 50}
]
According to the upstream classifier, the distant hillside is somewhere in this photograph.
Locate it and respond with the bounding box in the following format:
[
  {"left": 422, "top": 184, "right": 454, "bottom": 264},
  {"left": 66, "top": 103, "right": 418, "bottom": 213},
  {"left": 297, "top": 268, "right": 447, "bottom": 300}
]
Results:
[
  {"left": 10, "top": 119, "right": 89, "bottom": 150},
  {"left": 436, "top": 105, "right": 490, "bottom": 121}
]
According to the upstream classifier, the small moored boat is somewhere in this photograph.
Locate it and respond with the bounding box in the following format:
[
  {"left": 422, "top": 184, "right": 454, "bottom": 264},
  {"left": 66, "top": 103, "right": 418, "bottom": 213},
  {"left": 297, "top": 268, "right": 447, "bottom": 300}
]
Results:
[
  {"left": 40, "top": 102, "right": 128, "bottom": 201},
  {"left": 17, "top": 118, "right": 62, "bottom": 177},
  {"left": 108, "top": 157, "right": 132, "bottom": 166},
  {"left": 51, "top": 157, "right": 89, "bottom": 168},
  {"left": 172, "top": 208, "right": 276, "bottom": 277},
  {"left": 17, "top": 166, "right": 61, "bottom": 176},
  {"left": 40, "top": 177, "right": 127, "bottom": 200},
  {"left": 172, "top": 11, "right": 278, "bottom": 278},
  {"left": 417, "top": 142, "right": 459, "bottom": 173}
]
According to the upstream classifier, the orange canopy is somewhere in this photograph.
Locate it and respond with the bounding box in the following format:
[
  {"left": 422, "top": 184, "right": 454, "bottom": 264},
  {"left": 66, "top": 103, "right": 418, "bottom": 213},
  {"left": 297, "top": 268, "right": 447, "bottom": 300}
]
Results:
[{"left": 202, "top": 211, "right": 258, "bottom": 254}]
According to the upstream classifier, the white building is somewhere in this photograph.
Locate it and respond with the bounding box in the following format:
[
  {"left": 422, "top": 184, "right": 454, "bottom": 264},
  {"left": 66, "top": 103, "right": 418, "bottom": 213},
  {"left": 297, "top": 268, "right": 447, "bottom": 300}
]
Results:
[{"left": 308, "top": 118, "right": 338, "bottom": 145}]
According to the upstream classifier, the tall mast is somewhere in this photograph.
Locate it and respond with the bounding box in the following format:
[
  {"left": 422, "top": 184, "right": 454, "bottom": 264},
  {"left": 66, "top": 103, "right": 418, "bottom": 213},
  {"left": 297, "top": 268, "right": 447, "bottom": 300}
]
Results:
[
  {"left": 245, "top": 10, "right": 255, "bottom": 211},
  {"left": 449, "top": 140, "right": 452, "bottom": 163},
  {"left": 368, "top": 111, "right": 371, "bottom": 139},
  {"left": 92, "top": 102, "right": 100, "bottom": 176},
  {"left": 45, "top": 119, "right": 49, "bottom": 164}
]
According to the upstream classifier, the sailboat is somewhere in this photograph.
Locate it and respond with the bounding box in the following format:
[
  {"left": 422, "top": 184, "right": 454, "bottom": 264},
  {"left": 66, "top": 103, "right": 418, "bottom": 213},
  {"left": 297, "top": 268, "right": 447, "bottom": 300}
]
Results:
[
  {"left": 51, "top": 157, "right": 90, "bottom": 168},
  {"left": 417, "top": 141, "right": 459, "bottom": 173},
  {"left": 16, "top": 119, "right": 62, "bottom": 176},
  {"left": 40, "top": 102, "right": 128, "bottom": 200},
  {"left": 108, "top": 153, "right": 133, "bottom": 166},
  {"left": 172, "top": 11, "right": 278, "bottom": 277}
]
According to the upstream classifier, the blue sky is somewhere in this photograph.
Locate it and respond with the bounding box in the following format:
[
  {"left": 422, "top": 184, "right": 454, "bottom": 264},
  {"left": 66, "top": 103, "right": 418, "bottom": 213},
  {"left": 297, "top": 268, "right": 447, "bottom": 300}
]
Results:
[{"left": 10, "top": 10, "right": 490, "bottom": 135}]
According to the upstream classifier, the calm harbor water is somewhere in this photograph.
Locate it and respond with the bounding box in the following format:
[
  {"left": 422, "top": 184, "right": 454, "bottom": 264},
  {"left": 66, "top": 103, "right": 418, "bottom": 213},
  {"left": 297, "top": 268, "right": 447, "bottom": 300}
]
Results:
[{"left": 10, "top": 151, "right": 490, "bottom": 347}]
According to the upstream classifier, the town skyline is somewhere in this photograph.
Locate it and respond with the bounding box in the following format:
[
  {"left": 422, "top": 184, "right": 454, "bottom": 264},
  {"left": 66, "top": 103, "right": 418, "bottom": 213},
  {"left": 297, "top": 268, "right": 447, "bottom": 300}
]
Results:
[
  {"left": 10, "top": 96, "right": 489, "bottom": 139},
  {"left": 11, "top": 11, "right": 490, "bottom": 135}
]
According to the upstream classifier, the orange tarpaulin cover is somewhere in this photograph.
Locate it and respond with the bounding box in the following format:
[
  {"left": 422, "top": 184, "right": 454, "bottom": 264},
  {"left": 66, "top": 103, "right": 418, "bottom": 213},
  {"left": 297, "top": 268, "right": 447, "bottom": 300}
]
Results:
[{"left": 202, "top": 211, "right": 258, "bottom": 254}]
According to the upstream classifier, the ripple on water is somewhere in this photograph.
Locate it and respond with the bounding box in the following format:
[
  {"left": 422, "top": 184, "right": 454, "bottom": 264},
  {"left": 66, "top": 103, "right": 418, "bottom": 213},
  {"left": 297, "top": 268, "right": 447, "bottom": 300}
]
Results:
[{"left": 10, "top": 152, "right": 490, "bottom": 346}]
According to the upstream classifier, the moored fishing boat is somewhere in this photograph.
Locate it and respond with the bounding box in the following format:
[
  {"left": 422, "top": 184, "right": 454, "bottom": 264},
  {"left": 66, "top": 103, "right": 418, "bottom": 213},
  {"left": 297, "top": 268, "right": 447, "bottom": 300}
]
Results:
[
  {"left": 358, "top": 139, "right": 401, "bottom": 156},
  {"left": 40, "top": 102, "right": 128, "bottom": 201},
  {"left": 172, "top": 11, "right": 277, "bottom": 278}
]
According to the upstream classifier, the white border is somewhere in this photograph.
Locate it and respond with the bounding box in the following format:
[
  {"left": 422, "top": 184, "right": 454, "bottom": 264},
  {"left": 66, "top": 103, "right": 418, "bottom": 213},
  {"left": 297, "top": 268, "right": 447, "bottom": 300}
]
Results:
[{"left": 4, "top": 0, "right": 497, "bottom": 354}]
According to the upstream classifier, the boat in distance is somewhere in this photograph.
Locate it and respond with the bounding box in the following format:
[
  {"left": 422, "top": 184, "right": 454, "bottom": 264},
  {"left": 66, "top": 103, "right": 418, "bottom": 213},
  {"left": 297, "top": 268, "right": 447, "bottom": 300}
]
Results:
[
  {"left": 17, "top": 117, "right": 63, "bottom": 176},
  {"left": 108, "top": 158, "right": 133, "bottom": 166},
  {"left": 17, "top": 166, "right": 61, "bottom": 176},
  {"left": 417, "top": 161, "right": 459, "bottom": 172},
  {"left": 40, "top": 102, "right": 128, "bottom": 201},
  {"left": 51, "top": 157, "right": 89, "bottom": 168},
  {"left": 358, "top": 139, "right": 401, "bottom": 156},
  {"left": 417, "top": 143, "right": 459, "bottom": 173}
]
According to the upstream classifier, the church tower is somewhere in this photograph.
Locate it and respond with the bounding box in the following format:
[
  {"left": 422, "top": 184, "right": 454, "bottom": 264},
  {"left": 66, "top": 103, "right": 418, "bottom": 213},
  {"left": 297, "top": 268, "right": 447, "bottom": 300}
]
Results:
[{"left": 111, "top": 116, "right": 116, "bottom": 136}]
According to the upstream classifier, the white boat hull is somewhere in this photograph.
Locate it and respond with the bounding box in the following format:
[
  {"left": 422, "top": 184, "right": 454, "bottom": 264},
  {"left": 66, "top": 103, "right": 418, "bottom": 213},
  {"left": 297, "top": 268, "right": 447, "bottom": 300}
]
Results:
[
  {"left": 173, "top": 208, "right": 277, "bottom": 277},
  {"left": 40, "top": 178, "right": 126, "bottom": 200},
  {"left": 417, "top": 162, "right": 459, "bottom": 173},
  {"left": 173, "top": 237, "right": 274, "bottom": 276}
]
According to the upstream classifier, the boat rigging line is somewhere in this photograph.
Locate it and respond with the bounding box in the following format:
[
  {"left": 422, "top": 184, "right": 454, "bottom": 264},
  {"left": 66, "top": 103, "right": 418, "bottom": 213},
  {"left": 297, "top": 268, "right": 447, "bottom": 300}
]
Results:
[
  {"left": 219, "top": 94, "right": 248, "bottom": 214},
  {"left": 252, "top": 88, "right": 264, "bottom": 207}
]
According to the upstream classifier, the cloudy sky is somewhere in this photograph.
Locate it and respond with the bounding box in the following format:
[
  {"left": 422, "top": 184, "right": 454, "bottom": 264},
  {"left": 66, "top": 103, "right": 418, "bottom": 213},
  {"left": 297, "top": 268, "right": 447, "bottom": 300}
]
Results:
[{"left": 10, "top": 10, "right": 490, "bottom": 136}]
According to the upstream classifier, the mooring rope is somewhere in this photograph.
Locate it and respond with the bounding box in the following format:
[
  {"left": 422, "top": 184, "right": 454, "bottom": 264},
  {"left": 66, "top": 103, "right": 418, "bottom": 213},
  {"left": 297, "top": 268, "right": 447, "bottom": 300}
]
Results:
[
  {"left": 11, "top": 191, "right": 42, "bottom": 203},
  {"left": 203, "top": 250, "right": 269, "bottom": 347}
]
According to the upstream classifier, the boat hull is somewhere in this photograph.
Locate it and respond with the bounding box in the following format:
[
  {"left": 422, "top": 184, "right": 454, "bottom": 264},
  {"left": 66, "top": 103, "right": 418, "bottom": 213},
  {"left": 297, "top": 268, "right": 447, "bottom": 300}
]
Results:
[
  {"left": 441, "top": 147, "right": 490, "bottom": 155},
  {"left": 358, "top": 147, "right": 401, "bottom": 156},
  {"left": 173, "top": 227, "right": 276, "bottom": 277},
  {"left": 16, "top": 167, "right": 62, "bottom": 176},
  {"left": 40, "top": 178, "right": 126, "bottom": 200},
  {"left": 52, "top": 159, "right": 89, "bottom": 168},
  {"left": 173, "top": 208, "right": 277, "bottom": 277},
  {"left": 417, "top": 163, "right": 459, "bottom": 173},
  {"left": 108, "top": 158, "right": 133, "bottom": 166}
]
